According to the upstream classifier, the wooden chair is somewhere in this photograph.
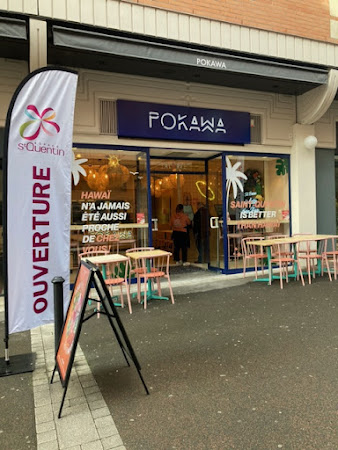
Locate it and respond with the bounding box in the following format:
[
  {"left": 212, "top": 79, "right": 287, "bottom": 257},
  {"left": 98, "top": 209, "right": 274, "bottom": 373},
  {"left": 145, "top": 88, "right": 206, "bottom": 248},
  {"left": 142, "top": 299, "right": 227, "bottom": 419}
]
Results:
[
  {"left": 78, "top": 250, "right": 109, "bottom": 316},
  {"left": 126, "top": 247, "right": 155, "bottom": 302},
  {"left": 321, "top": 236, "right": 338, "bottom": 281},
  {"left": 227, "top": 232, "right": 243, "bottom": 268},
  {"left": 269, "top": 242, "right": 305, "bottom": 289},
  {"left": 269, "top": 235, "right": 293, "bottom": 258},
  {"left": 105, "top": 258, "right": 133, "bottom": 314},
  {"left": 296, "top": 239, "right": 324, "bottom": 285},
  {"left": 137, "top": 252, "right": 175, "bottom": 310},
  {"left": 78, "top": 250, "right": 109, "bottom": 264},
  {"left": 241, "top": 237, "right": 265, "bottom": 279}
]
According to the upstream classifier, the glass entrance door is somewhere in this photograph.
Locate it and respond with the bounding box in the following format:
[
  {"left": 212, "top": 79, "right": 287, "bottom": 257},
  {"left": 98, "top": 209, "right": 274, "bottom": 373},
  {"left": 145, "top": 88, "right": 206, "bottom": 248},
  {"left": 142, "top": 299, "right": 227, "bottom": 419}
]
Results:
[
  {"left": 149, "top": 154, "right": 224, "bottom": 270},
  {"left": 206, "top": 156, "right": 224, "bottom": 270}
]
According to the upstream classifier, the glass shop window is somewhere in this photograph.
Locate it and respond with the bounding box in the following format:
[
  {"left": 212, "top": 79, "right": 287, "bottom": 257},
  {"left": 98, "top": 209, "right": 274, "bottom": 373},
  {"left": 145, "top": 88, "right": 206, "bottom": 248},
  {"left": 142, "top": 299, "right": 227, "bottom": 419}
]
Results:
[
  {"left": 70, "top": 148, "right": 148, "bottom": 269},
  {"left": 226, "top": 155, "right": 290, "bottom": 270}
]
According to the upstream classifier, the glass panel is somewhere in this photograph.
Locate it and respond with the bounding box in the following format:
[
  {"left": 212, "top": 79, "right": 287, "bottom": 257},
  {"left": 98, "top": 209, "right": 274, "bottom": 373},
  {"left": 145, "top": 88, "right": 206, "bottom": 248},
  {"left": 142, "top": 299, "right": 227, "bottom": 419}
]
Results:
[
  {"left": 151, "top": 157, "right": 223, "bottom": 269},
  {"left": 151, "top": 172, "right": 197, "bottom": 263},
  {"left": 335, "top": 160, "right": 338, "bottom": 234},
  {"left": 71, "top": 148, "right": 148, "bottom": 271},
  {"left": 208, "top": 157, "right": 223, "bottom": 269},
  {"left": 150, "top": 158, "right": 205, "bottom": 173},
  {"left": 0, "top": 128, "right": 3, "bottom": 294},
  {"left": 226, "top": 155, "right": 290, "bottom": 271}
]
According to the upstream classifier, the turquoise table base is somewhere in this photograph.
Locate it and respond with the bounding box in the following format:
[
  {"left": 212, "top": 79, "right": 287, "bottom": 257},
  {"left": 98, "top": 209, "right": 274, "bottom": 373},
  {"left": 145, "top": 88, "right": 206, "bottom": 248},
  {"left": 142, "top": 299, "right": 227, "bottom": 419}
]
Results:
[{"left": 253, "top": 244, "right": 324, "bottom": 284}]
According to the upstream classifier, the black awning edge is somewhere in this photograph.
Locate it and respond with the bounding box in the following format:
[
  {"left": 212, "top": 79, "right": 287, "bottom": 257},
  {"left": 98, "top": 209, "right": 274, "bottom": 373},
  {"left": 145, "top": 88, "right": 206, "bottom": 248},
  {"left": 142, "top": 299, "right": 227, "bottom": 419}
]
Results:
[
  {"left": 0, "top": 17, "right": 27, "bottom": 40},
  {"left": 52, "top": 25, "right": 328, "bottom": 86}
]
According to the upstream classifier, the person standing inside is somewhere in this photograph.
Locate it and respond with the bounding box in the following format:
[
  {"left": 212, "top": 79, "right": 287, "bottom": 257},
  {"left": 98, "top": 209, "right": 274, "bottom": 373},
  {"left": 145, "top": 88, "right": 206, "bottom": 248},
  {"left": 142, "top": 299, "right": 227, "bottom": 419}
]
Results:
[
  {"left": 170, "top": 204, "right": 191, "bottom": 266},
  {"left": 193, "top": 202, "right": 210, "bottom": 263}
]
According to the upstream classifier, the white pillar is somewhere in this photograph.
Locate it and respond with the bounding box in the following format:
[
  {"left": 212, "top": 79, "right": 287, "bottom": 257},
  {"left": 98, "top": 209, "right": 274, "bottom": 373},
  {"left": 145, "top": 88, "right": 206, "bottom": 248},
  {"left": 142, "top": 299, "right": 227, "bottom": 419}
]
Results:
[
  {"left": 29, "top": 19, "right": 47, "bottom": 72},
  {"left": 291, "top": 124, "right": 317, "bottom": 235}
]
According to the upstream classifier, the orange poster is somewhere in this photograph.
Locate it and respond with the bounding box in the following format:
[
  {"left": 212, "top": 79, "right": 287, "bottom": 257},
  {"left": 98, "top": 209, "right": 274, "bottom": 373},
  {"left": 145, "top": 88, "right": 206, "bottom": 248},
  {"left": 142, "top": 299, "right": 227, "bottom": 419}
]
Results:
[{"left": 56, "top": 262, "right": 91, "bottom": 383}]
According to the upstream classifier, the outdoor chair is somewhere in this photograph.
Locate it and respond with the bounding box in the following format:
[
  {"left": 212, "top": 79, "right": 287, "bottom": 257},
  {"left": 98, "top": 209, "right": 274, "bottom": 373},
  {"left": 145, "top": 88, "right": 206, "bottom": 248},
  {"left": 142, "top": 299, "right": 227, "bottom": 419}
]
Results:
[
  {"left": 78, "top": 250, "right": 109, "bottom": 316},
  {"left": 269, "top": 235, "right": 293, "bottom": 258},
  {"left": 136, "top": 252, "right": 174, "bottom": 310},
  {"left": 105, "top": 258, "right": 133, "bottom": 314},
  {"left": 126, "top": 247, "right": 156, "bottom": 302},
  {"left": 321, "top": 236, "right": 338, "bottom": 281},
  {"left": 296, "top": 239, "right": 324, "bottom": 285},
  {"left": 241, "top": 236, "right": 265, "bottom": 279},
  {"left": 78, "top": 250, "right": 109, "bottom": 264},
  {"left": 269, "top": 242, "right": 305, "bottom": 289}
]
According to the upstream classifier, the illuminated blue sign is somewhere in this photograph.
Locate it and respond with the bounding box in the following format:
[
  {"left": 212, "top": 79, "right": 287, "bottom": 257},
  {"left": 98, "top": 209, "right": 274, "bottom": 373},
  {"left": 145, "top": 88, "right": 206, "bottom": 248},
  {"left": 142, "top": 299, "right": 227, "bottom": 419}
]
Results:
[{"left": 116, "top": 100, "right": 250, "bottom": 144}]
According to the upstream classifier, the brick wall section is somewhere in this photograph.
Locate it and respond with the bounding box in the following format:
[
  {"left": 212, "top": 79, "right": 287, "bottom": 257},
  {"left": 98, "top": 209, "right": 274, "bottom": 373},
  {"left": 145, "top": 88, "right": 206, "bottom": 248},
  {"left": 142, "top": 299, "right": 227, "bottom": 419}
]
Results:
[{"left": 125, "top": 0, "right": 336, "bottom": 43}]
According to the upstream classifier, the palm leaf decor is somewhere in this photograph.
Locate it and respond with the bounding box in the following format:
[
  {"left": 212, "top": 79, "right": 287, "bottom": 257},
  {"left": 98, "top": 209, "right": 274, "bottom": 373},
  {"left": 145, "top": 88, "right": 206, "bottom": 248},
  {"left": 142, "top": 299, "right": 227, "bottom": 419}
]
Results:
[{"left": 225, "top": 156, "right": 247, "bottom": 206}]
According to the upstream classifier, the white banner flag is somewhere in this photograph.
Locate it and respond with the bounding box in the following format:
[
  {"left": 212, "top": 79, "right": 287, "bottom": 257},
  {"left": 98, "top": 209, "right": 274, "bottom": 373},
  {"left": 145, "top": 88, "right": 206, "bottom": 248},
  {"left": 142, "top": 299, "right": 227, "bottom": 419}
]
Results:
[{"left": 5, "top": 68, "right": 78, "bottom": 334}]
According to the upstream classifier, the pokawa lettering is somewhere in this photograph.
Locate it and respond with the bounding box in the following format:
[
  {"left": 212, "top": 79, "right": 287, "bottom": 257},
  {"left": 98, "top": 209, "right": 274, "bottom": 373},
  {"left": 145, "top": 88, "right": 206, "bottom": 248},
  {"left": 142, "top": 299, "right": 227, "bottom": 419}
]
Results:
[
  {"left": 196, "top": 58, "right": 227, "bottom": 69},
  {"left": 148, "top": 111, "right": 226, "bottom": 134}
]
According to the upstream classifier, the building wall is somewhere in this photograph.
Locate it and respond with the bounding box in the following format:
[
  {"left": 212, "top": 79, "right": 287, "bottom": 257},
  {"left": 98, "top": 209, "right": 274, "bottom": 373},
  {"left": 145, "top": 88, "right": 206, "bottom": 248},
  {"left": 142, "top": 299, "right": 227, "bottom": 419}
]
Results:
[
  {"left": 131, "top": 0, "right": 336, "bottom": 43},
  {"left": 1, "top": 62, "right": 337, "bottom": 152},
  {"left": 72, "top": 68, "right": 295, "bottom": 150},
  {"left": 1, "top": 1, "right": 338, "bottom": 68},
  {"left": 0, "top": 59, "right": 28, "bottom": 124}
]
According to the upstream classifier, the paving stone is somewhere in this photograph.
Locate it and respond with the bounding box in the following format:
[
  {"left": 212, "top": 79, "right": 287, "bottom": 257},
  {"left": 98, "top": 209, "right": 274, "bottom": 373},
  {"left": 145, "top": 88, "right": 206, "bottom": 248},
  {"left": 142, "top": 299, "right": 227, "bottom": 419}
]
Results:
[
  {"left": 36, "top": 420, "right": 56, "bottom": 434},
  {"left": 97, "top": 427, "right": 120, "bottom": 440},
  {"left": 37, "top": 439, "right": 59, "bottom": 450},
  {"left": 36, "top": 404, "right": 53, "bottom": 416},
  {"left": 36, "top": 411, "right": 55, "bottom": 425},
  {"left": 69, "top": 396, "right": 88, "bottom": 407},
  {"left": 91, "top": 407, "right": 111, "bottom": 420},
  {"left": 37, "top": 429, "right": 57, "bottom": 445},
  {"left": 84, "top": 385, "right": 100, "bottom": 396},
  {"left": 101, "top": 435, "right": 124, "bottom": 449},
  {"left": 88, "top": 399, "right": 106, "bottom": 411},
  {"left": 94, "top": 416, "right": 116, "bottom": 430},
  {"left": 81, "top": 440, "right": 104, "bottom": 450},
  {"left": 56, "top": 411, "right": 99, "bottom": 449},
  {"left": 86, "top": 392, "right": 104, "bottom": 403}
]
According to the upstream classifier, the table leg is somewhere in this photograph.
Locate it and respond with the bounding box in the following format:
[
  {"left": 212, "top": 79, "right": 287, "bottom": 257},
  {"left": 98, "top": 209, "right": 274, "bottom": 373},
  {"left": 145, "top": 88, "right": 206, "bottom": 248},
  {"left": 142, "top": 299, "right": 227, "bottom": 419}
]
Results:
[{"left": 140, "top": 258, "right": 169, "bottom": 304}]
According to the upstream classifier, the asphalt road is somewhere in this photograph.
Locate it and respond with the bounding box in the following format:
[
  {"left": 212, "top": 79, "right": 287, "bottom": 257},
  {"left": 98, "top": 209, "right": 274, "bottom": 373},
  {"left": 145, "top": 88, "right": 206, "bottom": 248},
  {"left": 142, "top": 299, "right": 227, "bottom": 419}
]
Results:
[{"left": 79, "top": 277, "right": 338, "bottom": 450}]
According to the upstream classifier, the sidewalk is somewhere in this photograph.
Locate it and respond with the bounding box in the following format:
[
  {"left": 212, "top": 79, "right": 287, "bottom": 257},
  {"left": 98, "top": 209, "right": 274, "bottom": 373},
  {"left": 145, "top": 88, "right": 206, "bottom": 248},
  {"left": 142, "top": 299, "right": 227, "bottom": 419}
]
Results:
[
  {"left": 2, "top": 270, "right": 338, "bottom": 449},
  {"left": 0, "top": 269, "right": 249, "bottom": 450}
]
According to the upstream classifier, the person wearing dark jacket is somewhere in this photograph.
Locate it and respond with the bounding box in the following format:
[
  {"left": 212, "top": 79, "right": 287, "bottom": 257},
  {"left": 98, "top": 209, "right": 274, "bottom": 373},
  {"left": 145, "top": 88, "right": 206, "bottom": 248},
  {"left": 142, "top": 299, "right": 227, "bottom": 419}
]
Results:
[{"left": 193, "top": 202, "right": 210, "bottom": 263}]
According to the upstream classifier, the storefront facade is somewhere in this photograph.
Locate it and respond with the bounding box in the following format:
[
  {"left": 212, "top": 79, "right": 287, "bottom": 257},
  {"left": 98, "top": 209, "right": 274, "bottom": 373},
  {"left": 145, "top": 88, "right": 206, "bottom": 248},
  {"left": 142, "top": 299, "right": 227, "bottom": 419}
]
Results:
[
  {"left": 70, "top": 92, "right": 292, "bottom": 274},
  {"left": 0, "top": 2, "right": 338, "bottom": 278}
]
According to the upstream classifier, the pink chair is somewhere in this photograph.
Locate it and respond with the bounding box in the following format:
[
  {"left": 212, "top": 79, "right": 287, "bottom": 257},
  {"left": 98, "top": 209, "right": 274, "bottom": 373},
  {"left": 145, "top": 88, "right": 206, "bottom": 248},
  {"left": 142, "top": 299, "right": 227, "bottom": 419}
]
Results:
[
  {"left": 269, "top": 235, "right": 293, "bottom": 258},
  {"left": 296, "top": 239, "right": 324, "bottom": 285},
  {"left": 137, "top": 252, "right": 174, "bottom": 310},
  {"left": 78, "top": 250, "right": 109, "bottom": 264},
  {"left": 269, "top": 242, "right": 305, "bottom": 289},
  {"left": 126, "top": 247, "right": 155, "bottom": 302},
  {"left": 78, "top": 250, "right": 109, "bottom": 316},
  {"left": 321, "top": 236, "right": 338, "bottom": 281},
  {"left": 105, "top": 258, "right": 132, "bottom": 314},
  {"left": 241, "top": 237, "right": 265, "bottom": 279}
]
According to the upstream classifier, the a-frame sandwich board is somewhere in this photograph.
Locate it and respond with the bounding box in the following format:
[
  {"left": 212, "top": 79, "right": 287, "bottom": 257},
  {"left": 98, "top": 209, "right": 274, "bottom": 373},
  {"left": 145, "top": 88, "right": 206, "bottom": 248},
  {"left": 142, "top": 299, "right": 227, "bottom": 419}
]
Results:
[{"left": 51, "top": 259, "right": 149, "bottom": 418}]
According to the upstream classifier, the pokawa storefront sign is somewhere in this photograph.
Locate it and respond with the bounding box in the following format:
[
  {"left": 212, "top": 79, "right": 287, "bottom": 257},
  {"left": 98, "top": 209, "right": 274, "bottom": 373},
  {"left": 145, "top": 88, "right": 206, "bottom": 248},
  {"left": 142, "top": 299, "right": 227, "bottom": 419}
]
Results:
[{"left": 116, "top": 100, "right": 251, "bottom": 144}]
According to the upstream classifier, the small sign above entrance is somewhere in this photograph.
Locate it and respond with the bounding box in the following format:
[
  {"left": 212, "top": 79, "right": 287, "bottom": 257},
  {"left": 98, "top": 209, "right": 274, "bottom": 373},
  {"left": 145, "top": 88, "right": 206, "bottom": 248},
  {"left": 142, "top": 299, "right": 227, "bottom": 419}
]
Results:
[{"left": 116, "top": 100, "right": 251, "bottom": 145}]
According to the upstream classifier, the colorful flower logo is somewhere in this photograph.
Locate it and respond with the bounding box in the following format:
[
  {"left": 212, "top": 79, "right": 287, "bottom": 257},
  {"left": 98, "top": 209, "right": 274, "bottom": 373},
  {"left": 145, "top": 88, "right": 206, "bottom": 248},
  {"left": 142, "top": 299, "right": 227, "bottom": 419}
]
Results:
[{"left": 19, "top": 105, "right": 60, "bottom": 141}]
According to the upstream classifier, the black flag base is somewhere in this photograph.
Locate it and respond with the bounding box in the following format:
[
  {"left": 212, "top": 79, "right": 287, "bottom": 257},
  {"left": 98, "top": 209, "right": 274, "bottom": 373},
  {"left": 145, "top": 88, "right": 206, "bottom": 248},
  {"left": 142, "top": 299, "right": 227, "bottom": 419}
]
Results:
[{"left": 0, "top": 353, "right": 36, "bottom": 377}]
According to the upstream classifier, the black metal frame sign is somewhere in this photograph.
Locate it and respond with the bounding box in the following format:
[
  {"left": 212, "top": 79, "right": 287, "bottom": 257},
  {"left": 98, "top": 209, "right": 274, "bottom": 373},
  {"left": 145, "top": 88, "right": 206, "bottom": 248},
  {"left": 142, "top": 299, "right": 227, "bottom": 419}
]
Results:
[{"left": 51, "top": 260, "right": 149, "bottom": 418}]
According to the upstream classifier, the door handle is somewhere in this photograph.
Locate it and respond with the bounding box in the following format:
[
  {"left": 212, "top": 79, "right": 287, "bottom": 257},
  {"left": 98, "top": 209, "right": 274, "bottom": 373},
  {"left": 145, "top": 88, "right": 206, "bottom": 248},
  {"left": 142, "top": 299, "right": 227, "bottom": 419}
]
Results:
[
  {"left": 151, "top": 218, "right": 158, "bottom": 231},
  {"left": 210, "top": 216, "right": 219, "bottom": 229}
]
